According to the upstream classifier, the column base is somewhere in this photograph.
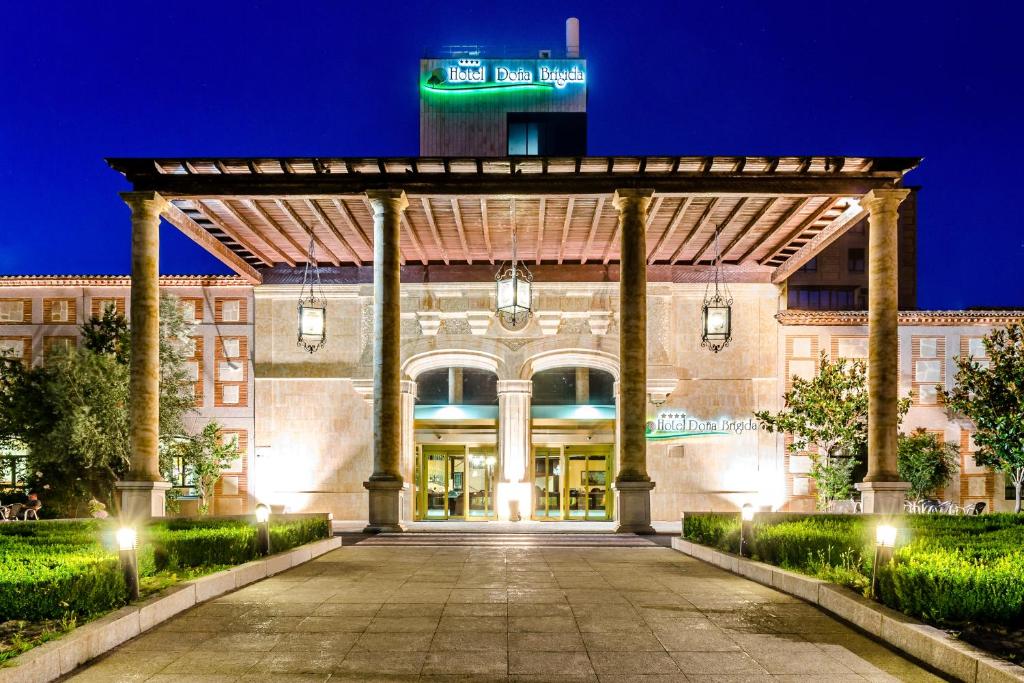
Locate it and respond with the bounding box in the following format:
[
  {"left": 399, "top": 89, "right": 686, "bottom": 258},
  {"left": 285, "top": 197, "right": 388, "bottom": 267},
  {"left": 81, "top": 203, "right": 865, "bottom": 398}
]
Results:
[
  {"left": 856, "top": 481, "right": 911, "bottom": 514},
  {"left": 363, "top": 479, "right": 406, "bottom": 533},
  {"left": 613, "top": 480, "right": 656, "bottom": 534},
  {"left": 116, "top": 480, "right": 171, "bottom": 521}
]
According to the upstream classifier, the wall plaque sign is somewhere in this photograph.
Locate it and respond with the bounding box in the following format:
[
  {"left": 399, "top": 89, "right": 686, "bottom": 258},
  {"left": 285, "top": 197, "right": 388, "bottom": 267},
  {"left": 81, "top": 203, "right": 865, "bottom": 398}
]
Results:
[{"left": 645, "top": 410, "right": 759, "bottom": 441}]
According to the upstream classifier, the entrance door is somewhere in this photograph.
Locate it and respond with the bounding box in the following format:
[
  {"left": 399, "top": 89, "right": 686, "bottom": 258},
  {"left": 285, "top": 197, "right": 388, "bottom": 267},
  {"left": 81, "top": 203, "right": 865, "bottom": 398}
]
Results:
[
  {"left": 532, "top": 445, "right": 613, "bottom": 520},
  {"left": 418, "top": 446, "right": 496, "bottom": 520}
]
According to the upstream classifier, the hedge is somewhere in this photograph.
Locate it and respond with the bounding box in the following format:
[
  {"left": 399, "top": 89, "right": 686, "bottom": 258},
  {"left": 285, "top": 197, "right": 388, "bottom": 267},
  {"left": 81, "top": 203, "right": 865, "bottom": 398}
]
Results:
[
  {"left": 0, "top": 516, "right": 330, "bottom": 622},
  {"left": 682, "top": 512, "right": 1024, "bottom": 627}
]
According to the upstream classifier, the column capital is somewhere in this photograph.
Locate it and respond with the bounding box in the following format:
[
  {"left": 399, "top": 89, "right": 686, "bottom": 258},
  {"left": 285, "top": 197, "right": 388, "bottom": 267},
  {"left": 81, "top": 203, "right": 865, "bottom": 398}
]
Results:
[
  {"left": 120, "top": 191, "right": 168, "bottom": 216},
  {"left": 497, "top": 379, "right": 533, "bottom": 395},
  {"left": 861, "top": 188, "right": 910, "bottom": 215},
  {"left": 366, "top": 189, "right": 409, "bottom": 213},
  {"left": 612, "top": 188, "right": 655, "bottom": 211}
]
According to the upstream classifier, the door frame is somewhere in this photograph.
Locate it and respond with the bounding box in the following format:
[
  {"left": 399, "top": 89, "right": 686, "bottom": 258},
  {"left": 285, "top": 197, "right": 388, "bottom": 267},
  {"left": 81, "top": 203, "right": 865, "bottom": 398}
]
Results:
[
  {"left": 530, "top": 444, "right": 614, "bottom": 521},
  {"left": 416, "top": 444, "right": 497, "bottom": 521}
]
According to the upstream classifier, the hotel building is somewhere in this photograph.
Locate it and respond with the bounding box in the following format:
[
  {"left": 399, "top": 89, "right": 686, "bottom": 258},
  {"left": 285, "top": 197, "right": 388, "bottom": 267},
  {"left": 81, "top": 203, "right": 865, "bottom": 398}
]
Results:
[{"left": 3, "top": 21, "right": 1020, "bottom": 524}]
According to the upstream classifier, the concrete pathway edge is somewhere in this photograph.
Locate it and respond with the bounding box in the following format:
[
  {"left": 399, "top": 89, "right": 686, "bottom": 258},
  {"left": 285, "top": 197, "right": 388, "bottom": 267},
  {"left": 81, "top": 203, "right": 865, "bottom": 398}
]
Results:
[
  {"left": 0, "top": 536, "right": 342, "bottom": 683},
  {"left": 670, "top": 536, "right": 1024, "bottom": 683}
]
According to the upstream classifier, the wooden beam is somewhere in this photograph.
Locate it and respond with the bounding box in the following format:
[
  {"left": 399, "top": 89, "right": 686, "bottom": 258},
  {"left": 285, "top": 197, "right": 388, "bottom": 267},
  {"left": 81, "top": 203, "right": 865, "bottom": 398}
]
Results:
[
  {"left": 214, "top": 199, "right": 296, "bottom": 267},
  {"left": 480, "top": 198, "right": 494, "bottom": 264},
  {"left": 305, "top": 199, "right": 363, "bottom": 266},
  {"left": 331, "top": 198, "right": 374, "bottom": 255},
  {"left": 114, "top": 169, "right": 904, "bottom": 198},
  {"left": 419, "top": 198, "right": 449, "bottom": 265},
  {"left": 536, "top": 197, "right": 546, "bottom": 265},
  {"left": 273, "top": 198, "right": 344, "bottom": 266},
  {"left": 450, "top": 198, "right": 472, "bottom": 264},
  {"left": 400, "top": 214, "right": 429, "bottom": 266},
  {"left": 163, "top": 203, "right": 261, "bottom": 284},
  {"left": 580, "top": 196, "right": 606, "bottom": 265},
  {"left": 647, "top": 196, "right": 691, "bottom": 264},
  {"left": 736, "top": 198, "right": 810, "bottom": 264},
  {"left": 760, "top": 197, "right": 841, "bottom": 265},
  {"left": 246, "top": 199, "right": 339, "bottom": 267},
  {"left": 190, "top": 201, "right": 276, "bottom": 267},
  {"left": 721, "top": 198, "right": 777, "bottom": 262},
  {"left": 557, "top": 197, "right": 575, "bottom": 264},
  {"left": 669, "top": 197, "right": 719, "bottom": 264},
  {"left": 688, "top": 198, "right": 747, "bottom": 265},
  {"left": 771, "top": 203, "right": 867, "bottom": 283}
]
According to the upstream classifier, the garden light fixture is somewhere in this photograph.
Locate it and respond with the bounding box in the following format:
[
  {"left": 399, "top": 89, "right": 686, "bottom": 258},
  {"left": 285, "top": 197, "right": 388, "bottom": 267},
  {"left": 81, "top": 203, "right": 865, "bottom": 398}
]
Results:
[
  {"left": 116, "top": 526, "right": 140, "bottom": 600},
  {"left": 255, "top": 503, "right": 271, "bottom": 556},
  {"left": 739, "top": 503, "right": 755, "bottom": 557},
  {"left": 871, "top": 523, "right": 899, "bottom": 598}
]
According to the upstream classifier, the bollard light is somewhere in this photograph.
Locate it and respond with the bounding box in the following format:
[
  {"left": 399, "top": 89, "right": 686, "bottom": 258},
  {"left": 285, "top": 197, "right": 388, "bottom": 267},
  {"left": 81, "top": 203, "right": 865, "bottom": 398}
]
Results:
[
  {"left": 871, "top": 524, "right": 899, "bottom": 599},
  {"left": 255, "top": 503, "right": 271, "bottom": 556},
  {"left": 116, "top": 526, "right": 140, "bottom": 601},
  {"left": 739, "top": 504, "right": 755, "bottom": 558},
  {"left": 875, "top": 524, "right": 897, "bottom": 548}
]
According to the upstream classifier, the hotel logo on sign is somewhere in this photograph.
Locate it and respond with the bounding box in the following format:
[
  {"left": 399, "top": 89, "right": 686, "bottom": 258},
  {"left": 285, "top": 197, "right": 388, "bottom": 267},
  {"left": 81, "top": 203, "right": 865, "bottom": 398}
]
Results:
[
  {"left": 425, "top": 58, "right": 586, "bottom": 93},
  {"left": 645, "top": 410, "right": 759, "bottom": 441}
]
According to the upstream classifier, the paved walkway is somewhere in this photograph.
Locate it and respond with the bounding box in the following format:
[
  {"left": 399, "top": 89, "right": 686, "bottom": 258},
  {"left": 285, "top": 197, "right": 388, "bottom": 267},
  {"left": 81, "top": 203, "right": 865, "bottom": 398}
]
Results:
[{"left": 66, "top": 539, "right": 946, "bottom": 682}]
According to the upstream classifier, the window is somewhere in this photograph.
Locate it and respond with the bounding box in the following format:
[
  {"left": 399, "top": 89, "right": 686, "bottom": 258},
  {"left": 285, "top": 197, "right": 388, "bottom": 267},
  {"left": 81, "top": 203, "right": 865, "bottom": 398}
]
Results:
[
  {"left": 0, "top": 339, "right": 24, "bottom": 359},
  {"left": 219, "top": 361, "right": 244, "bottom": 382},
  {"left": 415, "top": 367, "right": 498, "bottom": 406},
  {"left": 787, "top": 286, "right": 857, "bottom": 311},
  {"left": 0, "top": 300, "right": 26, "bottom": 323},
  {"left": 43, "top": 336, "right": 75, "bottom": 361},
  {"left": 799, "top": 257, "right": 817, "bottom": 273},
  {"left": 221, "top": 299, "right": 241, "bottom": 322},
  {"left": 833, "top": 336, "right": 868, "bottom": 359},
  {"left": 913, "top": 336, "right": 945, "bottom": 406},
  {"left": 180, "top": 298, "right": 203, "bottom": 323},
  {"left": 49, "top": 300, "right": 69, "bottom": 323},
  {"left": 222, "top": 385, "right": 240, "bottom": 405},
  {"left": 506, "top": 112, "right": 587, "bottom": 156},
  {"left": 222, "top": 338, "right": 241, "bottom": 358},
  {"left": 848, "top": 248, "right": 865, "bottom": 273},
  {"left": 968, "top": 338, "right": 986, "bottom": 358},
  {"left": 1, "top": 448, "right": 29, "bottom": 491},
  {"left": 531, "top": 368, "right": 615, "bottom": 406},
  {"left": 186, "top": 361, "right": 200, "bottom": 382},
  {"left": 182, "top": 337, "right": 197, "bottom": 357}
]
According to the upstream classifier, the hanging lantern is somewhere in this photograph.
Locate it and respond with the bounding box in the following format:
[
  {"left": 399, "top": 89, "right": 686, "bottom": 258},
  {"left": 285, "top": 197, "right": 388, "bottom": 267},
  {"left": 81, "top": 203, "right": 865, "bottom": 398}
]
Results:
[
  {"left": 297, "top": 235, "right": 327, "bottom": 353},
  {"left": 495, "top": 199, "right": 533, "bottom": 330},
  {"left": 701, "top": 226, "right": 733, "bottom": 353}
]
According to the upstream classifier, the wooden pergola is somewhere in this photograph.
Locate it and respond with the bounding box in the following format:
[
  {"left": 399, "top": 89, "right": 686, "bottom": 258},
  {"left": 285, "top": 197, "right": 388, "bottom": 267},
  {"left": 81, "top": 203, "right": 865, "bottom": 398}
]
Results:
[{"left": 108, "top": 155, "right": 920, "bottom": 285}]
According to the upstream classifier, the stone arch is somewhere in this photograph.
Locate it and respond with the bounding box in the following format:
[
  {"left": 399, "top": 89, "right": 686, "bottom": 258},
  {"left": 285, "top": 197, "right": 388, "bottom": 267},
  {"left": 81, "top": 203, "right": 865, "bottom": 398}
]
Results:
[
  {"left": 518, "top": 348, "right": 620, "bottom": 380},
  {"left": 403, "top": 348, "right": 503, "bottom": 380}
]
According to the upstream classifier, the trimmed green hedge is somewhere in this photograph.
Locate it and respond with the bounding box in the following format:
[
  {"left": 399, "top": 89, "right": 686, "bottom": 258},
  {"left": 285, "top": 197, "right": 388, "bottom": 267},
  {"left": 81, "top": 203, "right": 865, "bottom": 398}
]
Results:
[
  {"left": 682, "top": 512, "right": 1024, "bottom": 627},
  {"left": 0, "top": 516, "right": 330, "bottom": 622}
]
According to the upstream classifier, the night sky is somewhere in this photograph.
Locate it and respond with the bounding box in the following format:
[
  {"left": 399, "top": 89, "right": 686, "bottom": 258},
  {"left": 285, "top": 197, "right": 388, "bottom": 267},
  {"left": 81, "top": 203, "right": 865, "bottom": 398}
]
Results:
[{"left": 2, "top": 2, "right": 1021, "bottom": 309}]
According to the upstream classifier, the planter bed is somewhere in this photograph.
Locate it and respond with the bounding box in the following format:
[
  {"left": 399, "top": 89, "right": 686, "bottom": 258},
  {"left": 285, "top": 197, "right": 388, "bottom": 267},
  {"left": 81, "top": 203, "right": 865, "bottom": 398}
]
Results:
[
  {"left": 680, "top": 511, "right": 1024, "bottom": 673},
  {"left": 0, "top": 513, "right": 331, "bottom": 666}
]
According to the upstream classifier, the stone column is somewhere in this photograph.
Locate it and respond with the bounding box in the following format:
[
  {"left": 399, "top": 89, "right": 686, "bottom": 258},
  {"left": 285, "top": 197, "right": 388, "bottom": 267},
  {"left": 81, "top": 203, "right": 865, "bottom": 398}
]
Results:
[
  {"left": 363, "top": 190, "right": 408, "bottom": 533},
  {"left": 117, "top": 192, "right": 172, "bottom": 520},
  {"left": 448, "top": 367, "right": 463, "bottom": 404},
  {"left": 400, "top": 380, "right": 417, "bottom": 522},
  {"left": 497, "top": 380, "right": 532, "bottom": 520},
  {"left": 612, "top": 189, "right": 656, "bottom": 534},
  {"left": 575, "top": 367, "right": 590, "bottom": 404},
  {"left": 857, "top": 188, "right": 911, "bottom": 513}
]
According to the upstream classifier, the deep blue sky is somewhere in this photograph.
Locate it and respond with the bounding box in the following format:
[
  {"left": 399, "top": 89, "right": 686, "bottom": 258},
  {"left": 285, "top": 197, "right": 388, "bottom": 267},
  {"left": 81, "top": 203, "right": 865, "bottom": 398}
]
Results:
[{"left": 1, "top": 1, "right": 1021, "bottom": 309}]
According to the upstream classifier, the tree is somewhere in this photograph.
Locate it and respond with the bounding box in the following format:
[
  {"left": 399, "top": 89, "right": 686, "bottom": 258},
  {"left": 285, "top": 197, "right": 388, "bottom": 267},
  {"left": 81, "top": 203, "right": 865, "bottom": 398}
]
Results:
[
  {"left": 164, "top": 422, "right": 239, "bottom": 515},
  {"left": 944, "top": 324, "right": 1024, "bottom": 513},
  {"left": 755, "top": 352, "right": 911, "bottom": 510},
  {"left": 0, "top": 295, "right": 197, "bottom": 515},
  {"left": 897, "top": 428, "right": 959, "bottom": 499}
]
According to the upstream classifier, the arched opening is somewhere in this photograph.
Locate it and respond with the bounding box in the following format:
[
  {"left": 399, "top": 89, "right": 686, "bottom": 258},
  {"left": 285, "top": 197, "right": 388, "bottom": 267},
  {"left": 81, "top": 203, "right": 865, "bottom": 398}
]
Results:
[
  {"left": 413, "top": 365, "right": 499, "bottom": 521},
  {"left": 530, "top": 366, "right": 616, "bottom": 521}
]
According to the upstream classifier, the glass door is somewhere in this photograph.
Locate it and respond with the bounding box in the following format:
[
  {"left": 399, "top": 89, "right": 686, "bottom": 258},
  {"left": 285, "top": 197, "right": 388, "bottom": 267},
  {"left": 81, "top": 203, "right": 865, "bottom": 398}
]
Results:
[
  {"left": 466, "top": 449, "right": 497, "bottom": 519},
  {"left": 532, "top": 448, "right": 562, "bottom": 519}
]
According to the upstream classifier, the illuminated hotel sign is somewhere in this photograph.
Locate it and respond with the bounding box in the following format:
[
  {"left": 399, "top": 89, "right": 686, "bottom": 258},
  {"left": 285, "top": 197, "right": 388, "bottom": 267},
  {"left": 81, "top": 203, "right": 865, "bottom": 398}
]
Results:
[
  {"left": 424, "top": 58, "right": 586, "bottom": 93},
  {"left": 645, "top": 410, "right": 759, "bottom": 441}
]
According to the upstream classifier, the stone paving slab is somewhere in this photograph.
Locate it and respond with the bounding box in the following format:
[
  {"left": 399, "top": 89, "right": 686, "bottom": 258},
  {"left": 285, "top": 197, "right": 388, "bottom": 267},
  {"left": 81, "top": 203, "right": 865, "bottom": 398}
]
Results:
[{"left": 62, "top": 543, "right": 947, "bottom": 682}]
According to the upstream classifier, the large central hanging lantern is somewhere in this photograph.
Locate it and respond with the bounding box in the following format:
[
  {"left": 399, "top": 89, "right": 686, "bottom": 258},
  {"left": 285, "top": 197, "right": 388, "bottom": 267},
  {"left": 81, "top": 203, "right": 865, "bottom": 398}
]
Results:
[
  {"left": 297, "top": 234, "right": 327, "bottom": 353},
  {"left": 495, "top": 199, "right": 533, "bottom": 330},
  {"left": 701, "top": 226, "right": 733, "bottom": 353}
]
